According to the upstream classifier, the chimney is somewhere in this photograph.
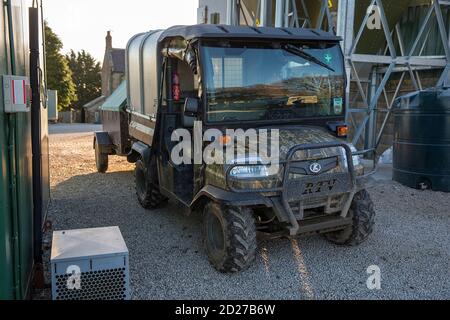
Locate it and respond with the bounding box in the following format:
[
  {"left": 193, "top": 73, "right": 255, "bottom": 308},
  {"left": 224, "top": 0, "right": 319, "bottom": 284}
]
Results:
[{"left": 106, "top": 31, "right": 112, "bottom": 50}]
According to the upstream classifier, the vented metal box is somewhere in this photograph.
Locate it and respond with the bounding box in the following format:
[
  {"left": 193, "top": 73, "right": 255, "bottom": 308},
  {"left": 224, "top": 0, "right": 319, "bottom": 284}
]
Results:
[{"left": 51, "top": 227, "right": 130, "bottom": 300}]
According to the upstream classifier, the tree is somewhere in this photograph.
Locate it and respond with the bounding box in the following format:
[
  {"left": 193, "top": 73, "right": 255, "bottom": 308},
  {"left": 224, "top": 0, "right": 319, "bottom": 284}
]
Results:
[
  {"left": 45, "top": 22, "right": 76, "bottom": 111},
  {"left": 66, "top": 50, "right": 102, "bottom": 111}
]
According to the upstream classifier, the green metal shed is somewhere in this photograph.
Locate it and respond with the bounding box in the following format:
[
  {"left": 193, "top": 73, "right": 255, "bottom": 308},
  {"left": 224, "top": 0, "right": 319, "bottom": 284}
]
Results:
[{"left": 0, "top": 0, "right": 48, "bottom": 300}]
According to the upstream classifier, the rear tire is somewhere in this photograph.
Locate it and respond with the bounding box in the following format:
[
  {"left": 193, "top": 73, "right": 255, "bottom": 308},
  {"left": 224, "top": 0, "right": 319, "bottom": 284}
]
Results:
[
  {"left": 95, "top": 140, "right": 108, "bottom": 173},
  {"left": 135, "top": 157, "right": 167, "bottom": 209},
  {"left": 324, "top": 190, "right": 375, "bottom": 246},
  {"left": 203, "top": 202, "right": 257, "bottom": 273}
]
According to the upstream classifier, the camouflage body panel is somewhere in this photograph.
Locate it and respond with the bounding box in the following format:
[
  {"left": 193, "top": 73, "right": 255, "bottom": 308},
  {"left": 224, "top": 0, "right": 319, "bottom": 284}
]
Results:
[
  {"left": 204, "top": 126, "right": 364, "bottom": 192},
  {"left": 204, "top": 163, "right": 228, "bottom": 190}
]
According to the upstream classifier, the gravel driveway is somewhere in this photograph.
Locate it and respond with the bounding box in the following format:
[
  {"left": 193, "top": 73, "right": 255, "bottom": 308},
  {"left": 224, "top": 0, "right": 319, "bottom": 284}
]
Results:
[{"left": 45, "top": 124, "right": 450, "bottom": 300}]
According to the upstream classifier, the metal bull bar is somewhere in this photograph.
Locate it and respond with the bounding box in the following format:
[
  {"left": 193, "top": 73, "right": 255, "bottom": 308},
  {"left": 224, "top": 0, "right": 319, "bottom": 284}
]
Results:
[
  {"left": 282, "top": 143, "right": 357, "bottom": 235},
  {"left": 226, "top": 142, "right": 373, "bottom": 236}
]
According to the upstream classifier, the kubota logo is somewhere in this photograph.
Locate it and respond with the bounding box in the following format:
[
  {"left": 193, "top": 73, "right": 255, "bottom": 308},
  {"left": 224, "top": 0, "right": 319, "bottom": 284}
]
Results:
[{"left": 309, "top": 162, "right": 322, "bottom": 174}]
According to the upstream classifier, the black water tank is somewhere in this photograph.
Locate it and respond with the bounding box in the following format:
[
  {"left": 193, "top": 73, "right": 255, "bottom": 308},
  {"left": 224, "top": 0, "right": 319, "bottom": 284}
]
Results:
[{"left": 393, "top": 88, "right": 450, "bottom": 192}]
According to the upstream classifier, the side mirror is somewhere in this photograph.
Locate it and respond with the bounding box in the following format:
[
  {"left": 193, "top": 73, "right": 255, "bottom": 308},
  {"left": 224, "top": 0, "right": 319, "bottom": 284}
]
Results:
[{"left": 184, "top": 97, "right": 199, "bottom": 116}]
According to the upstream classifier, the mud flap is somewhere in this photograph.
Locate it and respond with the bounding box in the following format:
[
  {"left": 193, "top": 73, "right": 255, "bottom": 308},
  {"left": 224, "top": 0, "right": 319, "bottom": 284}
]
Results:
[
  {"left": 94, "top": 132, "right": 113, "bottom": 154},
  {"left": 128, "top": 141, "right": 151, "bottom": 164}
]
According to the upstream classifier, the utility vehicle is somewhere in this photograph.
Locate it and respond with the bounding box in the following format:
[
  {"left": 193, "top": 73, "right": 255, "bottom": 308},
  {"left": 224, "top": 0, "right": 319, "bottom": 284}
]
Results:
[{"left": 94, "top": 25, "right": 376, "bottom": 273}]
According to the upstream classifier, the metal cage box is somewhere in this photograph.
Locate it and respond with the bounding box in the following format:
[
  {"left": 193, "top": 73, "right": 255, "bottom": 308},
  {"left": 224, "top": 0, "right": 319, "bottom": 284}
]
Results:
[{"left": 50, "top": 227, "right": 130, "bottom": 300}]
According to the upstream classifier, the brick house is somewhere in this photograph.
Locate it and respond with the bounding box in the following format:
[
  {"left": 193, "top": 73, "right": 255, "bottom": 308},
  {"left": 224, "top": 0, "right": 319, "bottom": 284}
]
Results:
[
  {"left": 84, "top": 31, "right": 125, "bottom": 123},
  {"left": 101, "top": 31, "right": 125, "bottom": 97}
]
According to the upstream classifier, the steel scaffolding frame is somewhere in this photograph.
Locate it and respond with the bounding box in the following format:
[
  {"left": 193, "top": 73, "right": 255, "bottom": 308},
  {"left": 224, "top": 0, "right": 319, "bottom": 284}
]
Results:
[
  {"left": 225, "top": 0, "right": 450, "bottom": 156},
  {"left": 341, "top": 0, "right": 450, "bottom": 153},
  {"left": 232, "top": 0, "right": 334, "bottom": 29}
]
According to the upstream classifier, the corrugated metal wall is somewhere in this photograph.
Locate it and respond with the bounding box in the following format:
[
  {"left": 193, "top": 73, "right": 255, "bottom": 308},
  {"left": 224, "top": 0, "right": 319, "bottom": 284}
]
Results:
[{"left": 0, "top": 0, "right": 34, "bottom": 300}]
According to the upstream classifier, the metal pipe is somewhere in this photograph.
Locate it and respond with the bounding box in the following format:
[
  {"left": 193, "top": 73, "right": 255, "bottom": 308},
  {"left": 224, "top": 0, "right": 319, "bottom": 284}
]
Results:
[
  {"left": 226, "top": 0, "right": 238, "bottom": 25},
  {"left": 259, "top": 0, "right": 268, "bottom": 27},
  {"left": 30, "top": 6, "right": 41, "bottom": 262},
  {"left": 338, "top": 0, "right": 355, "bottom": 124},
  {"left": 275, "top": 0, "right": 285, "bottom": 27},
  {"left": 40, "top": 0, "right": 48, "bottom": 99},
  {"left": 290, "top": 0, "right": 299, "bottom": 28},
  {"left": 365, "top": 69, "right": 378, "bottom": 155},
  {"left": 284, "top": 0, "right": 290, "bottom": 27}
]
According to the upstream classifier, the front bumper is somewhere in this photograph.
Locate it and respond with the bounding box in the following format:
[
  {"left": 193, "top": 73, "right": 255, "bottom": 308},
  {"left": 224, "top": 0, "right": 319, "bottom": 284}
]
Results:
[{"left": 224, "top": 142, "right": 367, "bottom": 236}]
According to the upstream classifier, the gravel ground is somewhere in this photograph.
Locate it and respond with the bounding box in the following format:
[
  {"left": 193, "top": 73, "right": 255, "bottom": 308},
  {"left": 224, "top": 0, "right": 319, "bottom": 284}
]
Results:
[{"left": 43, "top": 124, "right": 450, "bottom": 300}]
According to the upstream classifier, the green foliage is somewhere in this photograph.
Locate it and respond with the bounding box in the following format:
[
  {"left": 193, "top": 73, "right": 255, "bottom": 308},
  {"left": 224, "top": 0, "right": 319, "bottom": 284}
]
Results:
[
  {"left": 66, "top": 50, "right": 102, "bottom": 110},
  {"left": 45, "top": 22, "right": 76, "bottom": 111}
]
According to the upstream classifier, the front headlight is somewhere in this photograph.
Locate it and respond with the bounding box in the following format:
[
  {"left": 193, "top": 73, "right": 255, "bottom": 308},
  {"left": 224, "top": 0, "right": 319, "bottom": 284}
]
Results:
[{"left": 229, "top": 165, "right": 279, "bottom": 179}]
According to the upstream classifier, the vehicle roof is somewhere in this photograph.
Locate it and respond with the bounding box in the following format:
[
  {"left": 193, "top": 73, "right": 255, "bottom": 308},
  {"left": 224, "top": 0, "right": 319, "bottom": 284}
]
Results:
[{"left": 159, "top": 24, "right": 341, "bottom": 42}]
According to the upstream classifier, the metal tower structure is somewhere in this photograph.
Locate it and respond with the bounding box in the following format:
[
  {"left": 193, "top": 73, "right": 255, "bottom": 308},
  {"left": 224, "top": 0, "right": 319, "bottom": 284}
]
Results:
[
  {"left": 223, "top": 0, "right": 450, "bottom": 157},
  {"left": 339, "top": 0, "right": 450, "bottom": 155}
]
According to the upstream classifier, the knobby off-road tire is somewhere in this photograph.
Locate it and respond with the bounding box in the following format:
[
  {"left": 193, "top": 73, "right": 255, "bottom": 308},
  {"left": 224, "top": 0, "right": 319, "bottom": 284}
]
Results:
[
  {"left": 95, "top": 140, "right": 108, "bottom": 173},
  {"left": 135, "top": 157, "right": 167, "bottom": 210},
  {"left": 325, "top": 189, "right": 375, "bottom": 246},
  {"left": 203, "top": 202, "right": 257, "bottom": 273}
]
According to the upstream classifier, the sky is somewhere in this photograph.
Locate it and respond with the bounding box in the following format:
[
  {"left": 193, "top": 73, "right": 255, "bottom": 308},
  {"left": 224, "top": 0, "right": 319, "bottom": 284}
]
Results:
[{"left": 43, "top": 0, "right": 198, "bottom": 62}]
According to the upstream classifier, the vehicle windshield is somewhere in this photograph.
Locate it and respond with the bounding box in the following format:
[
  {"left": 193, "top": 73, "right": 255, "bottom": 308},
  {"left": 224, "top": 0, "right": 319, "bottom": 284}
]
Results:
[{"left": 201, "top": 42, "right": 345, "bottom": 123}]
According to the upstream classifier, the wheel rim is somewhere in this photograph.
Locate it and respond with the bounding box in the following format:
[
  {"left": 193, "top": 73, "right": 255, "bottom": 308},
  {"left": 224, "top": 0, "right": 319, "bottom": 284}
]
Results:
[{"left": 206, "top": 213, "right": 225, "bottom": 253}]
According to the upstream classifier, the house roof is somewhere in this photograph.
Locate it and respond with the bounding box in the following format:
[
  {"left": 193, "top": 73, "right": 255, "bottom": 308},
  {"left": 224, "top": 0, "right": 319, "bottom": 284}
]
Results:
[
  {"left": 111, "top": 48, "right": 125, "bottom": 73},
  {"left": 159, "top": 24, "right": 341, "bottom": 42},
  {"left": 101, "top": 81, "right": 127, "bottom": 112},
  {"left": 83, "top": 95, "right": 106, "bottom": 111}
]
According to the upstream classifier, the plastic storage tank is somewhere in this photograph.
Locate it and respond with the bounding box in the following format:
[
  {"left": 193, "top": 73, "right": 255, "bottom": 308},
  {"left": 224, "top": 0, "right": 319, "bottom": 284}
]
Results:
[{"left": 393, "top": 88, "right": 450, "bottom": 192}]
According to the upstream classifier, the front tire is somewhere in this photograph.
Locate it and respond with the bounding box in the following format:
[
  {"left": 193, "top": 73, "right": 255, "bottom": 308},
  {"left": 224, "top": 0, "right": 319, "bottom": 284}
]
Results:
[
  {"left": 203, "top": 202, "right": 257, "bottom": 273},
  {"left": 324, "top": 190, "right": 375, "bottom": 246},
  {"left": 135, "top": 157, "right": 167, "bottom": 209}
]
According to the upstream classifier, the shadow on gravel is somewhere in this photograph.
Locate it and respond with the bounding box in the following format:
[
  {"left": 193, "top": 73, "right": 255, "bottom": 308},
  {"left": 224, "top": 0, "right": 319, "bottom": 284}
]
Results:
[
  {"left": 45, "top": 170, "right": 322, "bottom": 299},
  {"left": 44, "top": 171, "right": 450, "bottom": 300},
  {"left": 48, "top": 170, "right": 199, "bottom": 230}
]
